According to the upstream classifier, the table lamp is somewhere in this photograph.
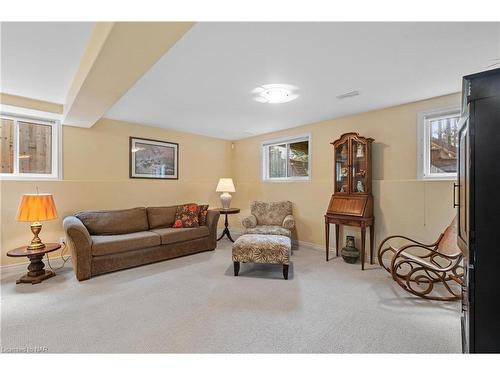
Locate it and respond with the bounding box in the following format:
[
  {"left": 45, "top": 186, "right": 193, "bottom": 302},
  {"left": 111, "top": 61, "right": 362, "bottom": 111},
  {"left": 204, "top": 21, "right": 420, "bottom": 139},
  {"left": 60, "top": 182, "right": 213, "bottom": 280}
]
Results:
[
  {"left": 16, "top": 193, "right": 58, "bottom": 250},
  {"left": 216, "top": 178, "right": 236, "bottom": 209}
]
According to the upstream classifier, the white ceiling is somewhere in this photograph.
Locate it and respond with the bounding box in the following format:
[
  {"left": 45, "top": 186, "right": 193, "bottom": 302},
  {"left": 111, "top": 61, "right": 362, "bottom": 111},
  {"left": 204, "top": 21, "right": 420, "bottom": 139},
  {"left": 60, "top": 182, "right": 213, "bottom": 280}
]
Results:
[
  {"left": 0, "top": 22, "right": 94, "bottom": 103},
  {"left": 106, "top": 22, "right": 500, "bottom": 140}
]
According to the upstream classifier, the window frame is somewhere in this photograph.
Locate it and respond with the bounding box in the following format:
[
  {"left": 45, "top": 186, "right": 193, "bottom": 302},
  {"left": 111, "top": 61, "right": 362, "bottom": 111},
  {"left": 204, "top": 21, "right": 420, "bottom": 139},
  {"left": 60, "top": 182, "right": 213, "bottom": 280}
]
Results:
[
  {"left": 0, "top": 113, "right": 62, "bottom": 181},
  {"left": 261, "top": 133, "right": 311, "bottom": 182},
  {"left": 417, "top": 106, "right": 460, "bottom": 181}
]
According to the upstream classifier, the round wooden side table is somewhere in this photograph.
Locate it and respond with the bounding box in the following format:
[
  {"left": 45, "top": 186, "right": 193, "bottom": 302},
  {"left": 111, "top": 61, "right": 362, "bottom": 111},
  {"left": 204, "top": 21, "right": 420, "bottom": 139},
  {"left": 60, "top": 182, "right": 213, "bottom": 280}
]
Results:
[
  {"left": 216, "top": 208, "right": 240, "bottom": 242},
  {"left": 6, "top": 243, "right": 61, "bottom": 285}
]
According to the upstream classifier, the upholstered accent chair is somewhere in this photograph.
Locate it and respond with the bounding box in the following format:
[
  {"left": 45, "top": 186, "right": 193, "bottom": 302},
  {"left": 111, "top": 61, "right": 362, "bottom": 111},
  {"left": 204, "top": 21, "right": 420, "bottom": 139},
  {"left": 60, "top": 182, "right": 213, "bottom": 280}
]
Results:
[{"left": 241, "top": 201, "right": 295, "bottom": 238}]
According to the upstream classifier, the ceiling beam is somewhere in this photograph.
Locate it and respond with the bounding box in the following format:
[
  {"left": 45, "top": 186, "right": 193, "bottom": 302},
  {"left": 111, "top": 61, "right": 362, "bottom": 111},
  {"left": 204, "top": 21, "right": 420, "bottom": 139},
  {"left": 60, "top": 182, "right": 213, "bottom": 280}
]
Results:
[
  {"left": 0, "top": 93, "right": 63, "bottom": 114},
  {"left": 63, "top": 22, "right": 194, "bottom": 128}
]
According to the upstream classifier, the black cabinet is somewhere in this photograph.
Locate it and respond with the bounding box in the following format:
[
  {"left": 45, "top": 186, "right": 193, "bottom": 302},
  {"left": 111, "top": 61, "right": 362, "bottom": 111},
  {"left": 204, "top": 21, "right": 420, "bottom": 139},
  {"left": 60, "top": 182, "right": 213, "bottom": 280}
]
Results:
[{"left": 459, "top": 68, "right": 500, "bottom": 353}]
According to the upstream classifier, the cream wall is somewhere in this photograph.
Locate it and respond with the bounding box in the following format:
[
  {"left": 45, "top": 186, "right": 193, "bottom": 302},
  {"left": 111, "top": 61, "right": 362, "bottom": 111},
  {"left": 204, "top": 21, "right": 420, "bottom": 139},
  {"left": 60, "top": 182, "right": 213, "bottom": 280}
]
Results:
[
  {"left": 1, "top": 118, "right": 232, "bottom": 266},
  {"left": 231, "top": 93, "right": 460, "bottom": 255},
  {"left": 1, "top": 93, "right": 460, "bottom": 267}
]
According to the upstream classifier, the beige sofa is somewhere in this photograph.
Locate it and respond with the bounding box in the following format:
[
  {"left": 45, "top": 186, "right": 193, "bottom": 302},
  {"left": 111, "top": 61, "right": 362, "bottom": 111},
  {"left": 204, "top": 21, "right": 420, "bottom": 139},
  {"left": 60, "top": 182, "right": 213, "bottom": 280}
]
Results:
[{"left": 63, "top": 206, "right": 220, "bottom": 281}]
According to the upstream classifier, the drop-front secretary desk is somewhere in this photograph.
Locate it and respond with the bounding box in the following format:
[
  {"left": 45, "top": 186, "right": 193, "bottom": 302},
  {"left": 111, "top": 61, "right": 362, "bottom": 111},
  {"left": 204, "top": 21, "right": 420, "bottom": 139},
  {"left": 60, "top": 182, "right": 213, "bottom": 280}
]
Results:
[{"left": 324, "top": 132, "right": 374, "bottom": 270}]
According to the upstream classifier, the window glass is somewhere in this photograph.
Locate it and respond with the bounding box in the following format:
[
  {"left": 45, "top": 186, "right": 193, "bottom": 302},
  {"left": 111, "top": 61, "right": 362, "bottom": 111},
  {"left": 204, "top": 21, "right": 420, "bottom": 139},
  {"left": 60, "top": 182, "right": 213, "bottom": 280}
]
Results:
[
  {"left": 0, "top": 118, "right": 14, "bottom": 173},
  {"left": 18, "top": 121, "right": 53, "bottom": 174},
  {"left": 429, "top": 115, "right": 459, "bottom": 174},
  {"left": 288, "top": 141, "right": 309, "bottom": 177},
  {"left": 418, "top": 108, "right": 460, "bottom": 180},
  {"left": 0, "top": 115, "right": 58, "bottom": 178},
  {"left": 268, "top": 144, "right": 287, "bottom": 178},
  {"left": 263, "top": 136, "right": 311, "bottom": 180}
]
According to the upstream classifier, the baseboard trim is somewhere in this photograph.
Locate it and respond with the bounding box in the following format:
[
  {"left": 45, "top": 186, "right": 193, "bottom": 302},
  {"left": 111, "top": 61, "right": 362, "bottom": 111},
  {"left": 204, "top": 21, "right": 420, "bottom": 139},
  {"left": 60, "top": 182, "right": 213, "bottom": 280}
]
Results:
[
  {"left": 220, "top": 227, "right": 335, "bottom": 253},
  {"left": 220, "top": 227, "right": 390, "bottom": 263},
  {"left": 293, "top": 239, "right": 326, "bottom": 252},
  {"left": 1, "top": 254, "right": 70, "bottom": 270},
  {"left": 2, "top": 231, "right": 388, "bottom": 269},
  {"left": 217, "top": 227, "right": 244, "bottom": 239}
]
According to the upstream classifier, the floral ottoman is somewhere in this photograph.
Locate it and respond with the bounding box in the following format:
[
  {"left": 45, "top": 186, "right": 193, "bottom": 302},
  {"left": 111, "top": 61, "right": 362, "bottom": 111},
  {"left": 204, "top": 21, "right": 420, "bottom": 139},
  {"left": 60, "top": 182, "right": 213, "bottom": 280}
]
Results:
[{"left": 232, "top": 234, "right": 291, "bottom": 280}]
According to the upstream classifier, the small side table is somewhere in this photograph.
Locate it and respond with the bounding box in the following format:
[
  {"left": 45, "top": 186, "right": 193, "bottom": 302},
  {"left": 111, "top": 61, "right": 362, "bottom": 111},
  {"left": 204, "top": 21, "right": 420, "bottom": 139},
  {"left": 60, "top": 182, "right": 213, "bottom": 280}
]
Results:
[
  {"left": 216, "top": 208, "right": 240, "bottom": 242},
  {"left": 6, "top": 243, "right": 61, "bottom": 284}
]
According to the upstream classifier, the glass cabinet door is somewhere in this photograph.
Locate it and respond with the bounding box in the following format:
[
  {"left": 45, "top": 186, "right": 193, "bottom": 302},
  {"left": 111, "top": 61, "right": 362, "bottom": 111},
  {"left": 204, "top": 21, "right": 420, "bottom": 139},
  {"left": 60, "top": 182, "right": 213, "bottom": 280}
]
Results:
[
  {"left": 335, "top": 141, "right": 349, "bottom": 193},
  {"left": 352, "top": 140, "right": 367, "bottom": 193}
]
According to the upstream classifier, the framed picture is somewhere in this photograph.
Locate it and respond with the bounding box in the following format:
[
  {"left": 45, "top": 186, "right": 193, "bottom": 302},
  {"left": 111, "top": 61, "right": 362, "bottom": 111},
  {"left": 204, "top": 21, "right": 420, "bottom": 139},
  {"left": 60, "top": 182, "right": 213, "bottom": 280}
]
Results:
[{"left": 129, "top": 137, "right": 179, "bottom": 179}]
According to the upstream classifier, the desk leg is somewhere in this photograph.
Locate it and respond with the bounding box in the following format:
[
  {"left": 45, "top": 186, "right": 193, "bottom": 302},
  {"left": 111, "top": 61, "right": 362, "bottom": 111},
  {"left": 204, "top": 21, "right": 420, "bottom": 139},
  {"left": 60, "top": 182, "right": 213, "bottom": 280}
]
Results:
[
  {"left": 335, "top": 224, "right": 340, "bottom": 257},
  {"left": 370, "top": 222, "right": 374, "bottom": 265},
  {"left": 325, "top": 220, "right": 330, "bottom": 261},
  {"left": 361, "top": 226, "right": 366, "bottom": 270}
]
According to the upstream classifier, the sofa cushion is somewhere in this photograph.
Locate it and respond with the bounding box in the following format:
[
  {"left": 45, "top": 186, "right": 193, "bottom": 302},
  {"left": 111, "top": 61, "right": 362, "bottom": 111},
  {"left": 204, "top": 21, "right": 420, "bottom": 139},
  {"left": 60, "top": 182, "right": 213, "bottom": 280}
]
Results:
[
  {"left": 151, "top": 227, "right": 210, "bottom": 245},
  {"left": 76, "top": 207, "right": 149, "bottom": 235},
  {"left": 198, "top": 204, "right": 209, "bottom": 226},
  {"left": 173, "top": 204, "right": 200, "bottom": 228},
  {"left": 244, "top": 225, "right": 291, "bottom": 237},
  {"left": 146, "top": 206, "right": 177, "bottom": 229},
  {"left": 91, "top": 231, "right": 161, "bottom": 256}
]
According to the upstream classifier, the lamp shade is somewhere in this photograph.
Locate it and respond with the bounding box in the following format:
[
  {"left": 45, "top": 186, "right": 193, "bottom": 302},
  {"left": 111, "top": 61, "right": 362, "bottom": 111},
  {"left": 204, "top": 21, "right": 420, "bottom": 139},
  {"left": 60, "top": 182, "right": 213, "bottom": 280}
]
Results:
[
  {"left": 216, "top": 178, "right": 235, "bottom": 193},
  {"left": 16, "top": 194, "right": 58, "bottom": 222}
]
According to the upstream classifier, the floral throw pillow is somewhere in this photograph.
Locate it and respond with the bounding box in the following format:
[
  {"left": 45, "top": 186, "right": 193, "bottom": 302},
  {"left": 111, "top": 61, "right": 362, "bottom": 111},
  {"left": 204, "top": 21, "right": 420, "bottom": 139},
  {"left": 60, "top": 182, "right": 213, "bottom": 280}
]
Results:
[
  {"left": 198, "top": 204, "right": 209, "bottom": 226},
  {"left": 173, "top": 204, "right": 200, "bottom": 228}
]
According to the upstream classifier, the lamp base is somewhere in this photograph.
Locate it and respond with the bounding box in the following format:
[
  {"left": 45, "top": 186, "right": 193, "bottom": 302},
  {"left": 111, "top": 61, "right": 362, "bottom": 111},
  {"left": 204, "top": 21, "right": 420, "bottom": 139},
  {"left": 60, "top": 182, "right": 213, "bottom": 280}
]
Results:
[
  {"left": 27, "top": 222, "right": 46, "bottom": 250},
  {"left": 220, "top": 192, "right": 232, "bottom": 209}
]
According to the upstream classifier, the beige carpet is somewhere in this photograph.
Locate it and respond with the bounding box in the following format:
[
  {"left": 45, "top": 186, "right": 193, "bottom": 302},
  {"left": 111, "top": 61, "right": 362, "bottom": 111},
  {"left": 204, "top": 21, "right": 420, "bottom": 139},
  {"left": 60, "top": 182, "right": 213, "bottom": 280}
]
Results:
[{"left": 0, "top": 239, "right": 461, "bottom": 353}]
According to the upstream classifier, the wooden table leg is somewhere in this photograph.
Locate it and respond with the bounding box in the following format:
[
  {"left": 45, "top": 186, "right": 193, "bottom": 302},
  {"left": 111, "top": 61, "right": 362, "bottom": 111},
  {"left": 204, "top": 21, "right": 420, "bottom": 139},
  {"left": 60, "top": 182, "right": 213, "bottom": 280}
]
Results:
[
  {"left": 325, "top": 219, "right": 330, "bottom": 261},
  {"left": 335, "top": 224, "right": 340, "bottom": 257},
  {"left": 217, "top": 213, "right": 236, "bottom": 242},
  {"left": 370, "top": 222, "right": 374, "bottom": 265},
  {"left": 17, "top": 254, "right": 55, "bottom": 284},
  {"left": 283, "top": 264, "right": 289, "bottom": 280},
  {"left": 233, "top": 262, "right": 240, "bottom": 276},
  {"left": 361, "top": 226, "right": 366, "bottom": 270}
]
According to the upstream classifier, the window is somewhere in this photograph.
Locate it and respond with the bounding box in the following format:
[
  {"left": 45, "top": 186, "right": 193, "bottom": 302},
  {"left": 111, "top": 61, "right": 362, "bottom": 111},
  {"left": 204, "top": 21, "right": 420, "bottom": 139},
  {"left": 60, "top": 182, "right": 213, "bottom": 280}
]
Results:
[
  {"left": 262, "top": 134, "right": 311, "bottom": 181},
  {"left": 417, "top": 107, "right": 460, "bottom": 180},
  {"left": 0, "top": 114, "right": 61, "bottom": 180}
]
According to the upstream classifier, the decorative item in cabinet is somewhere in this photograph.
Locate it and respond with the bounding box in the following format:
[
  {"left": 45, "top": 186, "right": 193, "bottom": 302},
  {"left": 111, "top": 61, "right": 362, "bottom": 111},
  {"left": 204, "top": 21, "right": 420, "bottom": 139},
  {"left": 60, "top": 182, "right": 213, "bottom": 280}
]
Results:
[{"left": 325, "top": 132, "right": 375, "bottom": 270}]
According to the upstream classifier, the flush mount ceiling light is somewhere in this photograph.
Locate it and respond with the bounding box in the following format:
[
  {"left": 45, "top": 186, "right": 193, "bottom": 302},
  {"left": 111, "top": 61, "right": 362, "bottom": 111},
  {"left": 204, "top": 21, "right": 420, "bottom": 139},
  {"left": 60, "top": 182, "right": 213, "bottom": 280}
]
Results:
[{"left": 252, "top": 84, "right": 298, "bottom": 104}]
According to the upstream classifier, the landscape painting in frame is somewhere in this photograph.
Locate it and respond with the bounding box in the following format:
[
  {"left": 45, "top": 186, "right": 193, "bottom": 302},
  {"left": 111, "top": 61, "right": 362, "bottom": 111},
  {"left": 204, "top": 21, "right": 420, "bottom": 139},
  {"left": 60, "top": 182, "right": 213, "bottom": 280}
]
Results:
[{"left": 129, "top": 137, "right": 179, "bottom": 179}]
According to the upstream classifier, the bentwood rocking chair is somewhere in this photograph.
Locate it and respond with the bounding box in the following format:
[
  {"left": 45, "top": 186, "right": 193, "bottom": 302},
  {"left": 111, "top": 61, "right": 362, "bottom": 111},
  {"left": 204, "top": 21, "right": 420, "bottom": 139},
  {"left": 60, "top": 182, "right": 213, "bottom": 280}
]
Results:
[{"left": 377, "top": 217, "right": 464, "bottom": 301}]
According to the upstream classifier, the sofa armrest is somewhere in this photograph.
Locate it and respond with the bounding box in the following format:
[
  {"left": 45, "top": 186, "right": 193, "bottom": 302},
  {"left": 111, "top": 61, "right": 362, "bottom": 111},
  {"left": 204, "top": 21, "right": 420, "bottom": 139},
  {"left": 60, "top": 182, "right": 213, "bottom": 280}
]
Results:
[
  {"left": 63, "top": 216, "right": 93, "bottom": 281},
  {"left": 206, "top": 210, "right": 220, "bottom": 248},
  {"left": 242, "top": 214, "right": 257, "bottom": 228},
  {"left": 282, "top": 214, "right": 295, "bottom": 230}
]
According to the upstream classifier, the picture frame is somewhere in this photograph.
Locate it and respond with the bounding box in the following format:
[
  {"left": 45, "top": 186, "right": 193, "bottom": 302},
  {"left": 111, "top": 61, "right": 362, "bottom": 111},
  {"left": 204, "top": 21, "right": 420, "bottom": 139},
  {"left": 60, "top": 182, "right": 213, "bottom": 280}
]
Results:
[{"left": 129, "top": 137, "right": 179, "bottom": 179}]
